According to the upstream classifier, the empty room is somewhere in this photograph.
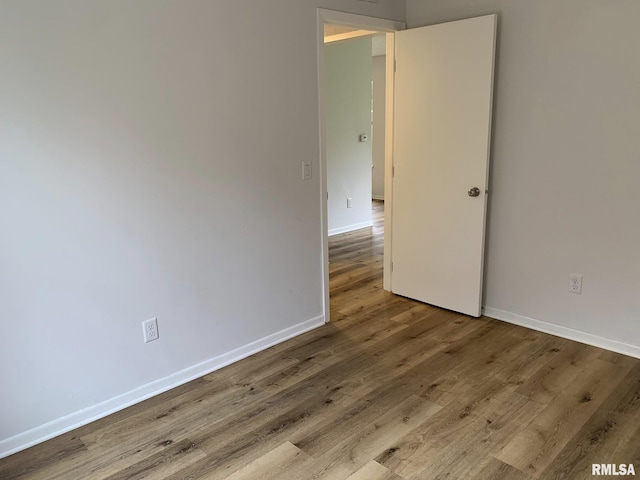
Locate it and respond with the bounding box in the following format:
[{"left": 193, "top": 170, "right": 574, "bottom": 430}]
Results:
[{"left": 1, "top": 0, "right": 639, "bottom": 479}]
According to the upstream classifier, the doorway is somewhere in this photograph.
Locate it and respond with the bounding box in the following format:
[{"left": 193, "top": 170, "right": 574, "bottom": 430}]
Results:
[
  {"left": 318, "top": 10, "right": 497, "bottom": 323},
  {"left": 317, "top": 10, "right": 404, "bottom": 323}
]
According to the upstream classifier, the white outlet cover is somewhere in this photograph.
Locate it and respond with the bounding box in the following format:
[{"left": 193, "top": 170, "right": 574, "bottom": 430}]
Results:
[
  {"left": 142, "top": 317, "right": 159, "bottom": 343},
  {"left": 569, "top": 274, "right": 582, "bottom": 294}
]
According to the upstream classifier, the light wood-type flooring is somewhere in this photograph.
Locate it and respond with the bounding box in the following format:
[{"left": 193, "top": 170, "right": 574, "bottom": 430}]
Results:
[{"left": 2, "top": 200, "right": 640, "bottom": 479}]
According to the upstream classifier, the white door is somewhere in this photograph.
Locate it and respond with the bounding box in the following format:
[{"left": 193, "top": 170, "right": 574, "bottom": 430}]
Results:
[{"left": 391, "top": 15, "right": 497, "bottom": 317}]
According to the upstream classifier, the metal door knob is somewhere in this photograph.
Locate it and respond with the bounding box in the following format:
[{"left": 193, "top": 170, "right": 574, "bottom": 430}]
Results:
[{"left": 468, "top": 187, "right": 481, "bottom": 197}]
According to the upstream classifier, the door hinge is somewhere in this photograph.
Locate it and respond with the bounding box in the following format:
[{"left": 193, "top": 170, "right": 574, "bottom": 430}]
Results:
[
  {"left": 392, "top": 165, "right": 395, "bottom": 177},
  {"left": 391, "top": 262, "right": 394, "bottom": 272},
  {"left": 394, "top": 59, "right": 397, "bottom": 73}
]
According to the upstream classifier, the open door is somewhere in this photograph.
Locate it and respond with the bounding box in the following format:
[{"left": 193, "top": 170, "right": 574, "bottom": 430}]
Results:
[{"left": 391, "top": 15, "right": 497, "bottom": 317}]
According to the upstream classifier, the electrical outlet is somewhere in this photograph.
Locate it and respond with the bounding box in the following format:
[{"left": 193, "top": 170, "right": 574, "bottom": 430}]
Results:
[
  {"left": 142, "top": 318, "right": 159, "bottom": 343},
  {"left": 347, "top": 197, "right": 353, "bottom": 208},
  {"left": 569, "top": 274, "right": 582, "bottom": 294}
]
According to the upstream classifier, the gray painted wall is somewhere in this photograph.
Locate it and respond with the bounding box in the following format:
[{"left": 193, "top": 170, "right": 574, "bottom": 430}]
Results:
[
  {"left": 0, "top": 0, "right": 405, "bottom": 456},
  {"left": 406, "top": 0, "right": 640, "bottom": 351},
  {"left": 325, "top": 37, "right": 373, "bottom": 235}
]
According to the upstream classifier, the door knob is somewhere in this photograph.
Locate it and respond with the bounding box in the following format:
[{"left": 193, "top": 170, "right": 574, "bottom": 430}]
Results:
[{"left": 468, "top": 187, "right": 481, "bottom": 197}]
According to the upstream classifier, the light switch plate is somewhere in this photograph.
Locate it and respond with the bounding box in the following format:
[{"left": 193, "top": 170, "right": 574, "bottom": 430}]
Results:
[{"left": 302, "top": 161, "right": 312, "bottom": 180}]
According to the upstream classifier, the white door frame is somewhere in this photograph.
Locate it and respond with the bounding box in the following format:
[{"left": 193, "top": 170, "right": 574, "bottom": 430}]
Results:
[{"left": 317, "top": 9, "right": 405, "bottom": 323}]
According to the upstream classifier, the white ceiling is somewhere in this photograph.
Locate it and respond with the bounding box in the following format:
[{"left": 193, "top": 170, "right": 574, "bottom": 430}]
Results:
[
  {"left": 324, "top": 24, "right": 361, "bottom": 37},
  {"left": 324, "top": 23, "right": 386, "bottom": 56},
  {"left": 324, "top": 23, "right": 377, "bottom": 44}
]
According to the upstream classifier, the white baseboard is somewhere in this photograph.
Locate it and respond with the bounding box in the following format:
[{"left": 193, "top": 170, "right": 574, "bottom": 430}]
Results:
[
  {"left": 372, "top": 195, "right": 384, "bottom": 201},
  {"left": 483, "top": 307, "right": 640, "bottom": 360},
  {"left": 0, "top": 315, "right": 325, "bottom": 459},
  {"left": 328, "top": 220, "right": 373, "bottom": 236}
]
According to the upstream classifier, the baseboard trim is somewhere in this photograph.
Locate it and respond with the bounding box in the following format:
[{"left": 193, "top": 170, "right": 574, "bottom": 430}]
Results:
[
  {"left": 483, "top": 306, "right": 640, "bottom": 360},
  {"left": 372, "top": 195, "right": 384, "bottom": 201},
  {"left": 328, "top": 220, "right": 373, "bottom": 236},
  {"left": 0, "top": 315, "right": 325, "bottom": 459}
]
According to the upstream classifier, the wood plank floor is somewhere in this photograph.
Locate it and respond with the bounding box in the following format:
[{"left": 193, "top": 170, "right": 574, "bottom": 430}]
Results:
[{"left": 2, "top": 199, "right": 640, "bottom": 479}]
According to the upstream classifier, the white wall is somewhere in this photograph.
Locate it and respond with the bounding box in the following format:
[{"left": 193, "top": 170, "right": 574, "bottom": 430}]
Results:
[
  {"left": 372, "top": 52, "right": 386, "bottom": 200},
  {"left": 406, "top": 0, "right": 640, "bottom": 356},
  {"left": 325, "top": 37, "right": 373, "bottom": 235},
  {"left": 0, "top": 0, "right": 405, "bottom": 457}
]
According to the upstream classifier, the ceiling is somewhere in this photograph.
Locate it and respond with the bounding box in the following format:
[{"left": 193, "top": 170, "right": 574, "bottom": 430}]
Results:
[
  {"left": 324, "top": 23, "right": 379, "bottom": 44},
  {"left": 324, "top": 24, "right": 362, "bottom": 37},
  {"left": 324, "top": 23, "right": 386, "bottom": 56}
]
